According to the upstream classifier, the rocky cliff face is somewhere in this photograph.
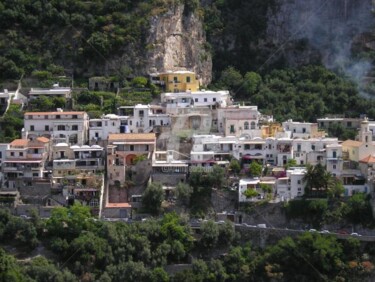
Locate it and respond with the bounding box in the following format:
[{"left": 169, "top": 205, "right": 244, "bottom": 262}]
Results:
[
  {"left": 88, "top": 4, "right": 212, "bottom": 85},
  {"left": 146, "top": 5, "right": 212, "bottom": 86}
]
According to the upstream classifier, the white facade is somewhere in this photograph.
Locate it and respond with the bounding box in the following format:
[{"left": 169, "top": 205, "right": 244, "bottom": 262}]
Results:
[
  {"left": 28, "top": 85, "right": 71, "bottom": 100},
  {"left": 292, "top": 138, "right": 339, "bottom": 166},
  {"left": 282, "top": 119, "right": 321, "bottom": 139},
  {"left": 276, "top": 168, "right": 306, "bottom": 200},
  {"left": 118, "top": 104, "right": 170, "bottom": 133},
  {"left": 238, "top": 178, "right": 276, "bottom": 202},
  {"left": 161, "top": 90, "right": 230, "bottom": 114},
  {"left": 325, "top": 144, "right": 343, "bottom": 177},
  {"left": 190, "top": 135, "right": 236, "bottom": 167},
  {"left": 89, "top": 114, "right": 121, "bottom": 143},
  {"left": 2, "top": 138, "right": 49, "bottom": 189},
  {"left": 23, "top": 111, "right": 89, "bottom": 145}
]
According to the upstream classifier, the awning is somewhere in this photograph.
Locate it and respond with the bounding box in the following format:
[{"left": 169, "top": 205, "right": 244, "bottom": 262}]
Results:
[
  {"left": 4, "top": 159, "right": 42, "bottom": 163},
  {"left": 74, "top": 188, "right": 98, "bottom": 192}
]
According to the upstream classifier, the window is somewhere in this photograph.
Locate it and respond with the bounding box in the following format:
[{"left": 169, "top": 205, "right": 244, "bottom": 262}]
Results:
[
  {"left": 244, "top": 144, "right": 250, "bottom": 150},
  {"left": 186, "top": 76, "right": 191, "bottom": 83},
  {"left": 204, "top": 98, "right": 207, "bottom": 102},
  {"left": 302, "top": 128, "right": 306, "bottom": 133},
  {"left": 56, "top": 115, "right": 60, "bottom": 119},
  {"left": 19, "top": 152, "right": 23, "bottom": 157},
  {"left": 173, "top": 76, "right": 178, "bottom": 82},
  {"left": 129, "top": 121, "right": 132, "bottom": 126},
  {"left": 139, "top": 110, "right": 144, "bottom": 117},
  {"left": 33, "top": 173, "right": 38, "bottom": 177},
  {"left": 72, "top": 115, "right": 78, "bottom": 119},
  {"left": 244, "top": 122, "right": 249, "bottom": 130},
  {"left": 11, "top": 152, "right": 14, "bottom": 156},
  {"left": 297, "top": 180, "right": 301, "bottom": 184},
  {"left": 251, "top": 122, "right": 256, "bottom": 129},
  {"left": 57, "top": 125, "right": 65, "bottom": 131},
  {"left": 145, "top": 145, "right": 149, "bottom": 151},
  {"left": 72, "top": 125, "right": 78, "bottom": 131},
  {"left": 333, "top": 165, "right": 336, "bottom": 169},
  {"left": 311, "top": 145, "right": 315, "bottom": 151},
  {"left": 130, "top": 145, "right": 134, "bottom": 151},
  {"left": 213, "top": 98, "right": 216, "bottom": 102},
  {"left": 195, "top": 98, "right": 198, "bottom": 102},
  {"left": 45, "top": 125, "right": 49, "bottom": 131},
  {"left": 44, "top": 115, "right": 48, "bottom": 119},
  {"left": 30, "top": 125, "right": 34, "bottom": 131},
  {"left": 298, "top": 188, "right": 302, "bottom": 191},
  {"left": 347, "top": 121, "right": 352, "bottom": 127}
]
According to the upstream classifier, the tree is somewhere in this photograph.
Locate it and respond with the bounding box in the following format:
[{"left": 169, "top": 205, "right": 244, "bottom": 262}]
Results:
[
  {"left": 46, "top": 204, "right": 93, "bottom": 240},
  {"left": 243, "top": 188, "right": 258, "bottom": 199},
  {"left": 248, "top": 161, "right": 262, "bottom": 177},
  {"left": 217, "top": 66, "right": 243, "bottom": 93},
  {"left": 151, "top": 267, "right": 169, "bottom": 282},
  {"left": 0, "top": 248, "right": 25, "bottom": 282},
  {"left": 142, "top": 182, "right": 165, "bottom": 215},
  {"left": 175, "top": 183, "right": 192, "bottom": 206},
  {"left": 200, "top": 220, "right": 219, "bottom": 249},
  {"left": 131, "top": 76, "right": 148, "bottom": 88},
  {"left": 263, "top": 232, "right": 345, "bottom": 281},
  {"left": 208, "top": 165, "right": 225, "bottom": 189},
  {"left": 327, "top": 179, "right": 345, "bottom": 199},
  {"left": 243, "top": 71, "right": 262, "bottom": 95},
  {"left": 302, "top": 163, "right": 334, "bottom": 197},
  {"left": 284, "top": 158, "right": 297, "bottom": 169},
  {"left": 229, "top": 159, "right": 240, "bottom": 175}
]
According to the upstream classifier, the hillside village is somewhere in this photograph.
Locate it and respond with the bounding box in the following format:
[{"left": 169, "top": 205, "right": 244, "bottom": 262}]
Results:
[{"left": 0, "top": 70, "right": 374, "bottom": 221}]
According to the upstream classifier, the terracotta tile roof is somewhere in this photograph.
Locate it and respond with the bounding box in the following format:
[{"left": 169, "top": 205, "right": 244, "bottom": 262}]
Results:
[
  {"left": 25, "top": 111, "right": 86, "bottom": 116},
  {"left": 36, "top": 137, "right": 50, "bottom": 143},
  {"left": 108, "top": 133, "right": 156, "bottom": 141},
  {"left": 359, "top": 155, "right": 375, "bottom": 164},
  {"left": 10, "top": 139, "right": 28, "bottom": 147},
  {"left": 342, "top": 140, "right": 362, "bottom": 147}
]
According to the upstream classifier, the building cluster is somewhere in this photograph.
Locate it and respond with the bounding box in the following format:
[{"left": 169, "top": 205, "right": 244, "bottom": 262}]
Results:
[{"left": 1, "top": 70, "right": 375, "bottom": 217}]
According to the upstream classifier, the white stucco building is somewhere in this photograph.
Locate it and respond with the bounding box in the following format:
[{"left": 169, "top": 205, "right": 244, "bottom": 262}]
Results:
[{"left": 23, "top": 110, "right": 89, "bottom": 145}]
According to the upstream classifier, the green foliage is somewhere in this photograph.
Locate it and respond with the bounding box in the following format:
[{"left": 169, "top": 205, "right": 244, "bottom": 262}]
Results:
[
  {"left": 131, "top": 76, "right": 148, "bottom": 87},
  {"left": 346, "top": 193, "right": 373, "bottom": 226},
  {"left": 46, "top": 204, "right": 93, "bottom": 241},
  {"left": 142, "top": 182, "right": 165, "bottom": 215},
  {"left": 200, "top": 220, "right": 219, "bottom": 249},
  {"left": 0, "top": 103, "right": 23, "bottom": 142},
  {"left": 0, "top": 211, "right": 38, "bottom": 250},
  {"left": 303, "top": 163, "right": 334, "bottom": 197},
  {"left": 243, "top": 188, "right": 259, "bottom": 199},
  {"left": 229, "top": 159, "right": 241, "bottom": 174},
  {"left": 0, "top": 248, "right": 25, "bottom": 282},
  {"left": 28, "top": 96, "right": 66, "bottom": 112},
  {"left": 175, "top": 182, "right": 193, "bottom": 206},
  {"left": 248, "top": 161, "right": 262, "bottom": 177},
  {"left": 262, "top": 232, "right": 345, "bottom": 281},
  {"left": 327, "top": 123, "right": 357, "bottom": 140},
  {"left": 243, "top": 71, "right": 262, "bottom": 95}
]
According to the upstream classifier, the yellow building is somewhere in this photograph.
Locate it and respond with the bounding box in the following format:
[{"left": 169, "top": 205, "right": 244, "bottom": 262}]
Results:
[
  {"left": 261, "top": 123, "right": 282, "bottom": 138},
  {"left": 157, "top": 71, "right": 199, "bottom": 92}
]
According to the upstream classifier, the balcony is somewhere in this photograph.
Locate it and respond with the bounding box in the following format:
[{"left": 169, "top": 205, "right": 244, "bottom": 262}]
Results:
[{"left": 26, "top": 153, "right": 43, "bottom": 159}]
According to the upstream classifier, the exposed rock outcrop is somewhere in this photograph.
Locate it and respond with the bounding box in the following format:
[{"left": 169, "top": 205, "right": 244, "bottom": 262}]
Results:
[{"left": 145, "top": 5, "right": 212, "bottom": 86}]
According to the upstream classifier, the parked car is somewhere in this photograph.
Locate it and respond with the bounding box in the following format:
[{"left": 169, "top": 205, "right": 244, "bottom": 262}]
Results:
[
  {"left": 257, "top": 224, "right": 267, "bottom": 228},
  {"left": 351, "top": 232, "right": 362, "bottom": 236},
  {"left": 309, "top": 229, "right": 317, "bottom": 232},
  {"left": 320, "top": 230, "right": 330, "bottom": 234}
]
